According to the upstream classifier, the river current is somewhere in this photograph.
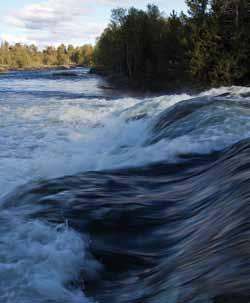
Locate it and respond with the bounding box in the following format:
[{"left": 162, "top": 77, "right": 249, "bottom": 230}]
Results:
[{"left": 0, "top": 68, "right": 250, "bottom": 303}]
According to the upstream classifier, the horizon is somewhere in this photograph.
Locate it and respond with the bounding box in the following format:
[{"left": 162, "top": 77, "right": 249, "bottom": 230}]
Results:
[{"left": 0, "top": 0, "right": 187, "bottom": 48}]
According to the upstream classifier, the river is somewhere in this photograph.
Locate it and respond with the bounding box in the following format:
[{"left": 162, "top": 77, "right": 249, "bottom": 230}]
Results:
[{"left": 0, "top": 67, "right": 250, "bottom": 302}]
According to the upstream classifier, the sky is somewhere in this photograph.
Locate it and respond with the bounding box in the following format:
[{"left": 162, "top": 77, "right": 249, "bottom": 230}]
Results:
[{"left": 0, "top": 0, "right": 187, "bottom": 48}]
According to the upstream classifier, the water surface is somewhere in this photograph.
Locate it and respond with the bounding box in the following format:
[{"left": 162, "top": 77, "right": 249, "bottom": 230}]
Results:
[{"left": 1, "top": 68, "right": 250, "bottom": 303}]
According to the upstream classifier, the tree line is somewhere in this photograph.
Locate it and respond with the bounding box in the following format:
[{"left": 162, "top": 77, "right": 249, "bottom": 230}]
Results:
[
  {"left": 0, "top": 42, "right": 93, "bottom": 70},
  {"left": 93, "top": 0, "right": 250, "bottom": 89}
]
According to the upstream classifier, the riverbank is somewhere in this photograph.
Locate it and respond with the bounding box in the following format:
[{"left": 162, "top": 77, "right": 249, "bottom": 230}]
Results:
[{"left": 89, "top": 66, "right": 204, "bottom": 94}]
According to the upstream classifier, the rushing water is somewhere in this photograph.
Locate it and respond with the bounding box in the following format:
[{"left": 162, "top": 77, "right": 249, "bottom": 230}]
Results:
[{"left": 0, "top": 68, "right": 250, "bottom": 303}]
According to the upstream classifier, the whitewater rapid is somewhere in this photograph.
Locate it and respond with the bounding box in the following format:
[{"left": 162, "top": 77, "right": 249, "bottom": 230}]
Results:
[
  {"left": 1, "top": 68, "right": 250, "bottom": 302},
  {"left": 1, "top": 72, "right": 250, "bottom": 200}
]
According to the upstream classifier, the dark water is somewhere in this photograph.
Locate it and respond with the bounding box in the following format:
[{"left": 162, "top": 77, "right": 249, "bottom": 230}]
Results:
[{"left": 0, "top": 68, "right": 250, "bottom": 303}]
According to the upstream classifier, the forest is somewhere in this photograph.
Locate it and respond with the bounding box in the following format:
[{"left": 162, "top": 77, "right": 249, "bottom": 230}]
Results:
[
  {"left": 1, "top": 0, "right": 250, "bottom": 90},
  {"left": 0, "top": 43, "right": 93, "bottom": 71},
  {"left": 93, "top": 0, "right": 250, "bottom": 90}
]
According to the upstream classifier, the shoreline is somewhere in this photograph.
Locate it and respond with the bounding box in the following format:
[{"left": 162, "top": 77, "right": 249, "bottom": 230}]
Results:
[
  {"left": 0, "top": 64, "right": 87, "bottom": 74},
  {"left": 90, "top": 67, "right": 250, "bottom": 95},
  {"left": 89, "top": 66, "right": 206, "bottom": 95}
]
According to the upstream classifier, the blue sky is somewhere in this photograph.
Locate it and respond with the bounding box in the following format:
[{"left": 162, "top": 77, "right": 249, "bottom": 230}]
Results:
[{"left": 0, "top": 0, "right": 187, "bottom": 48}]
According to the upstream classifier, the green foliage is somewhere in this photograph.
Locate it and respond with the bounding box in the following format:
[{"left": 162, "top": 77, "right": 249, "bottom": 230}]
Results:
[
  {"left": 2, "top": 1, "right": 250, "bottom": 88},
  {"left": 94, "top": 5, "right": 190, "bottom": 89},
  {"left": 0, "top": 42, "right": 94, "bottom": 70},
  {"left": 186, "top": 0, "right": 209, "bottom": 19},
  {"left": 93, "top": 1, "right": 250, "bottom": 89}
]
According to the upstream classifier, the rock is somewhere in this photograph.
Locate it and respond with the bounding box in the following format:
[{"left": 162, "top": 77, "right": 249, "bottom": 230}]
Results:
[
  {"left": 0, "top": 67, "right": 8, "bottom": 73},
  {"left": 52, "top": 72, "right": 78, "bottom": 77},
  {"left": 98, "top": 85, "right": 115, "bottom": 90}
]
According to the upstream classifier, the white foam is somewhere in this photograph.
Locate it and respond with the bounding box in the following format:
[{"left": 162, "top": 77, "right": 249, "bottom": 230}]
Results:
[
  {"left": 0, "top": 212, "right": 90, "bottom": 303},
  {"left": 199, "top": 85, "right": 250, "bottom": 98},
  {"left": 0, "top": 94, "right": 189, "bottom": 197},
  {"left": 1, "top": 87, "right": 250, "bottom": 199}
]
